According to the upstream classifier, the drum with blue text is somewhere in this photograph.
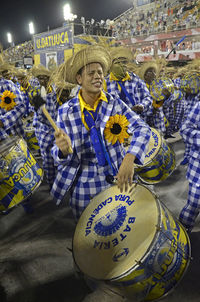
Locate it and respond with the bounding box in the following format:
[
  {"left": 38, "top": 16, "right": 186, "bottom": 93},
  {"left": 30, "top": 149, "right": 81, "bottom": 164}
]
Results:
[
  {"left": 0, "top": 136, "right": 43, "bottom": 211},
  {"left": 73, "top": 183, "right": 191, "bottom": 302},
  {"left": 135, "top": 128, "right": 176, "bottom": 184}
]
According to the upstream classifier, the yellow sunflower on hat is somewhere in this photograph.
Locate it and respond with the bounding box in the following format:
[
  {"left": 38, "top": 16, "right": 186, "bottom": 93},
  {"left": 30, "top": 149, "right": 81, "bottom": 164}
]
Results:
[
  {"left": 0, "top": 90, "right": 17, "bottom": 111},
  {"left": 104, "top": 114, "right": 129, "bottom": 145}
]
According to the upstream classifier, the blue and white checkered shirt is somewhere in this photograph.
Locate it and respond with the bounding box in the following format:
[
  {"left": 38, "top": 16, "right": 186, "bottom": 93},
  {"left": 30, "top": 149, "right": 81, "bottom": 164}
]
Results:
[
  {"left": 50, "top": 92, "right": 151, "bottom": 220},
  {"left": 163, "top": 90, "right": 186, "bottom": 135},
  {"left": 34, "top": 91, "right": 60, "bottom": 185},
  {"left": 0, "top": 79, "right": 27, "bottom": 138},
  {"left": 104, "top": 72, "right": 153, "bottom": 121},
  {"left": 180, "top": 100, "right": 200, "bottom": 184}
]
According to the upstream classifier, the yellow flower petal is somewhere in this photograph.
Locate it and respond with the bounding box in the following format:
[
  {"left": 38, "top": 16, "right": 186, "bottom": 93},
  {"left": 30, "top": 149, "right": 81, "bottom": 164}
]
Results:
[{"left": 104, "top": 114, "right": 130, "bottom": 145}]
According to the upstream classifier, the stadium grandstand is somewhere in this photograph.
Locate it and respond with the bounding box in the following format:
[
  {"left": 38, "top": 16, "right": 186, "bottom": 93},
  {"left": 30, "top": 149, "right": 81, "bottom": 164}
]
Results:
[{"left": 2, "top": 0, "right": 200, "bottom": 66}]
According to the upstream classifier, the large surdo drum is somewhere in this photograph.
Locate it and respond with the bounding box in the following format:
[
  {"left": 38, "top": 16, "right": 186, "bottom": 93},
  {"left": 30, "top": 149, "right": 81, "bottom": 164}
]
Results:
[{"left": 73, "top": 183, "right": 191, "bottom": 302}]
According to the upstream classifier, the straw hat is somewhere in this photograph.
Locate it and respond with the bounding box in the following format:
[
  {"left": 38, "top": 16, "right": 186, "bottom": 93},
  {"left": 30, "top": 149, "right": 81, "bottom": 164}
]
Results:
[
  {"left": 64, "top": 45, "right": 111, "bottom": 84},
  {"left": 31, "top": 64, "right": 51, "bottom": 77},
  {"left": 55, "top": 80, "right": 76, "bottom": 91},
  {"left": 0, "top": 56, "right": 14, "bottom": 73},
  {"left": 0, "top": 54, "right": 4, "bottom": 66},
  {"left": 187, "top": 59, "right": 200, "bottom": 72},
  {"left": 110, "top": 46, "right": 134, "bottom": 61},
  {"left": 12, "top": 68, "right": 27, "bottom": 78},
  {"left": 138, "top": 61, "right": 159, "bottom": 81},
  {"left": 110, "top": 46, "right": 133, "bottom": 62}
]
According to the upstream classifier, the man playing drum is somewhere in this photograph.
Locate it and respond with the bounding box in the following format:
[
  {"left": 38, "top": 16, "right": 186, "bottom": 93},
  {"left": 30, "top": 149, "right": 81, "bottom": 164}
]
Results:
[
  {"left": 50, "top": 45, "right": 151, "bottom": 221},
  {"left": 104, "top": 46, "right": 153, "bottom": 122}
]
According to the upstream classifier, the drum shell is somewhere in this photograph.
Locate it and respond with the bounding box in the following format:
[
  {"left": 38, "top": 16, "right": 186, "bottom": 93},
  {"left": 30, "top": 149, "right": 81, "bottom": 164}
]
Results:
[
  {"left": 0, "top": 137, "right": 43, "bottom": 211},
  {"left": 24, "top": 127, "right": 40, "bottom": 151},
  {"left": 135, "top": 128, "right": 176, "bottom": 184},
  {"left": 107, "top": 201, "right": 191, "bottom": 301},
  {"left": 23, "top": 117, "right": 40, "bottom": 151},
  {"left": 73, "top": 184, "right": 191, "bottom": 302}
]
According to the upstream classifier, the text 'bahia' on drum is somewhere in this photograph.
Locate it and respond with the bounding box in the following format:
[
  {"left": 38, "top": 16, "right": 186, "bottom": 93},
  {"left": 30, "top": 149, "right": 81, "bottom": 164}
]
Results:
[{"left": 73, "top": 183, "right": 191, "bottom": 302}]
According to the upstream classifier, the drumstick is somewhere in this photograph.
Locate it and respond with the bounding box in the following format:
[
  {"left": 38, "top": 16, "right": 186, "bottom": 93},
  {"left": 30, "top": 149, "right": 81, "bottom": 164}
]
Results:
[{"left": 31, "top": 95, "right": 73, "bottom": 153}]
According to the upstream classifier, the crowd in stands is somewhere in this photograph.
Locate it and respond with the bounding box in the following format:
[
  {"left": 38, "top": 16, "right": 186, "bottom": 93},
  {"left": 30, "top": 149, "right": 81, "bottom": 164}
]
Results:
[
  {"left": 3, "top": 41, "right": 34, "bottom": 64},
  {"left": 2, "top": 0, "right": 200, "bottom": 64},
  {"left": 113, "top": 0, "right": 200, "bottom": 38}
]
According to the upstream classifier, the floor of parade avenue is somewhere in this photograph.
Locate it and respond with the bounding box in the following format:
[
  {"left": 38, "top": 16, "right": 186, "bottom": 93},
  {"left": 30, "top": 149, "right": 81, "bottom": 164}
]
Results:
[{"left": 0, "top": 134, "right": 200, "bottom": 302}]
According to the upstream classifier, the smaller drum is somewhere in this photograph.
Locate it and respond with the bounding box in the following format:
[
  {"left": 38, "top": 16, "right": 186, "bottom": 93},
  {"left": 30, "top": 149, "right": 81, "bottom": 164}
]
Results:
[
  {"left": 135, "top": 128, "right": 176, "bottom": 184},
  {"left": 73, "top": 183, "right": 191, "bottom": 302},
  {"left": 0, "top": 136, "right": 43, "bottom": 212},
  {"left": 23, "top": 116, "right": 40, "bottom": 151}
]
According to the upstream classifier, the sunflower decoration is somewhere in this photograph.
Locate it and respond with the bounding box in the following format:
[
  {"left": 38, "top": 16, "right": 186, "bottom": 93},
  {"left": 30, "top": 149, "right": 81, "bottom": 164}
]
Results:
[
  {"left": 0, "top": 90, "right": 17, "bottom": 111},
  {"left": 104, "top": 114, "right": 130, "bottom": 145}
]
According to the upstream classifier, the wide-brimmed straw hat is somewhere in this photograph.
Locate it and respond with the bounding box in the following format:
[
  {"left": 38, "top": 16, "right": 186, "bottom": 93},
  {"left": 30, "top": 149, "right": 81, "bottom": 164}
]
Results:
[
  {"left": 12, "top": 68, "right": 27, "bottom": 78},
  {"left": 0, "top": 55, "right": 14, "bottom": 73},
  {"left": 31, "top": 64, "right": 51, "bottom": 77},
  {"left": 138, "top": 61, "right": 159, "bottom": 81},
  {"left": 110, "top": 46, "right": 133, "bottom": 62},
  {"left": 64, "top": 45, "right": 111, "bottom": 84}
]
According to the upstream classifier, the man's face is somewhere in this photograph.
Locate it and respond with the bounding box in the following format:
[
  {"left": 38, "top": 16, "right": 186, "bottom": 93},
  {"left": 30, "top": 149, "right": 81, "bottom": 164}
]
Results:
[
  {"left": 76, "top": 63, "right": 104, "bottom": 95},
  {"left": 110, "top": 57, "right": 128, "bottom": 79},
  {"left": 1, "top": 70, "right": 10, "bottom": 80},
  {"left": 37, "top": 75, "right": 49, "bottom": 88},
  {"left": 144, "top": 67, "right": 156, "bottom": 84},
  {"left": 58, "top": 88, "right": 71, "bottom": 103}
]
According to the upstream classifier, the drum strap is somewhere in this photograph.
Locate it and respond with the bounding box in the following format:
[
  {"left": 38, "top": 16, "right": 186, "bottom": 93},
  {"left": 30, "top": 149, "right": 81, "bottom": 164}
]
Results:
[
  {"left": 83, "top": 106, "right": 117, "bottom": 175},
  {"left": 118, "top": 81, "right": 135, "bottom": 106}
]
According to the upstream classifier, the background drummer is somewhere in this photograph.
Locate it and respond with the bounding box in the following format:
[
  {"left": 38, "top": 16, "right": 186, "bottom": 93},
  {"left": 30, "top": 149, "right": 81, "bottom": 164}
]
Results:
[
  {"left": 50, "top": 44, "right": 151, "bottom": 221},
  {"left": 0, "top": 67, "right": 27, "bottom": 140},
  {"left": 32, "top": 78, "right": 75, "bottom": 190},
  {"left": 104, "top": 46, "right": 153, "bottom": 122}
]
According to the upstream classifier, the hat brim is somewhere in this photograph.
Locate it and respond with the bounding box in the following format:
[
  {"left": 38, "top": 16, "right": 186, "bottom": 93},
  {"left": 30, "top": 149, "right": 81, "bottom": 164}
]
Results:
[{"left": 66, "top": 45, "right": 111, "bottom": 84}]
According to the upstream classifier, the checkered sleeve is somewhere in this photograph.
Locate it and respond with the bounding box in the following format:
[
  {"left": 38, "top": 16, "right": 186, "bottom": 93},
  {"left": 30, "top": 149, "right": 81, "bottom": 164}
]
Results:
[
  {"left": 114, "top": 96, "right": 151, "bottom": 165},
  {"left": 180, "top": 102, "right": 200, "bottom": 147},
  {"left": 131, "top": 74, "right": 153, "bottom": 113},
  {"left": 51, "top": 104, "right": 74, "bottom": 166},
  {"left": 0, "top": 80, "right": 26, "bottom": 131}
]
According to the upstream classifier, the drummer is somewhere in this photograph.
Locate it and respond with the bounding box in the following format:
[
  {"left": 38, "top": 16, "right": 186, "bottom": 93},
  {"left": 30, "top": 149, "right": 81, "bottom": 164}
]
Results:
[
  {"left": 179, "top": 99, "right": 200, "bottom": 232},
  {"left": 50, "top": 45, "right": 151, "bottom": 221},
  {"left": 149, "top": 77, "right": 186, "bottom": 139},
  {"left": 0, "top": 66, "right": 27, "bottom": 139},
  {"left": 104, "top": 46, "right": 153, "bottom": 122},
  {"left": 33, "top": 78, "right": 75, "bottom": 190},
  {"left": 179, "top": 72, "right": 200, "bottom": 165}
]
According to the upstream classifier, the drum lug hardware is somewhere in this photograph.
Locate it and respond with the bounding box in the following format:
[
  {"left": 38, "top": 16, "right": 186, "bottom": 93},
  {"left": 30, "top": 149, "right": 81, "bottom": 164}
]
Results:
[
  {"left": 135, "top": 259, "right": 142, "bottom": 266},
  {"left": 155, "top": 224, "right": 161, "bottom": 231}
]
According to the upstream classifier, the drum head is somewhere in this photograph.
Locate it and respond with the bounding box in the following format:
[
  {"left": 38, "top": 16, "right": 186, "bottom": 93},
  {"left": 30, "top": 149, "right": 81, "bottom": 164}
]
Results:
[
  {"left": 0, "top": 136, "right": 19, "bottom": 154},
  {"left": 73, "top": 183, "right": 159, "bottom": 280},
  {"left": 142, "top": 128, "right": 162, "bottom": 166}
]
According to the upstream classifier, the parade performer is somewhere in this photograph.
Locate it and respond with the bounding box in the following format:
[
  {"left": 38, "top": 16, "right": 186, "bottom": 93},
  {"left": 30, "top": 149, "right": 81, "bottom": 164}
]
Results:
[
  {"left": 0, "top": 76, "right": 26, "bottom": 139},
  {"left": 33, "top": 78, "right": 75, "bottom": 189},
  {"left": 149, "top": 77, "right": 186, "bottom": 138},
  {"left": 180, "top": 72, "right": 200, "bottom": 165},
  {"left": 179, "top": 101, "right": 200, "bottom": 232},
  {"left": 104, "top": 46, "right": 153, "bottom": 121},
  {"left": 50, "top": 45, "right": 151, "bottom": 221}
]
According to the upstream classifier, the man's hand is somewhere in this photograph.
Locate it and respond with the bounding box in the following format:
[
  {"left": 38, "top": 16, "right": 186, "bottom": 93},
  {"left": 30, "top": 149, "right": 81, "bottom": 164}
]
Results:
[
  {"left": 54, "top": 129, "right": 72, "bottom": 157},
  {"left": 0, "top": 120, "right": 4, "bottom": 128},
  {"left": 117, "top": 153, "right": 135, "bottom": 192},
  {"left": 132, "top": 104, "right": 144, "bottom": 113}
]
